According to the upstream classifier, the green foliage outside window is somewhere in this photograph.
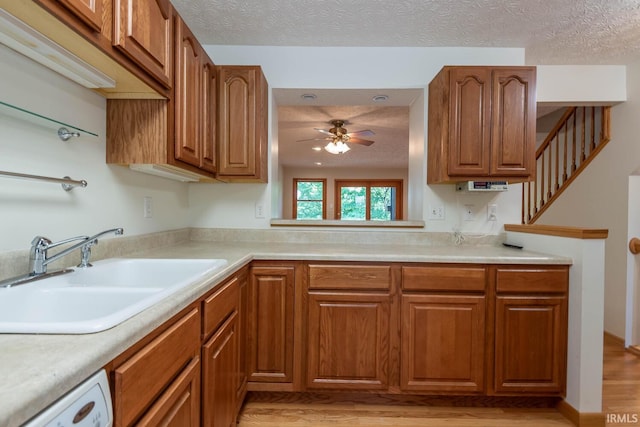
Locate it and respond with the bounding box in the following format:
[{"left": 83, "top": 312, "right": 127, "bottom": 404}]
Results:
[
  {"left": 370, "top": 187, "right": 393, "bottom": 220},
  {"left": 340, "top": 185, "right": 395, "bottom": 220},
  {"left": 340, "top": 186, "right": 366, "bottom": 220},
  {"left": 296, "top": 180, "right": 324, "bottom": 219}
]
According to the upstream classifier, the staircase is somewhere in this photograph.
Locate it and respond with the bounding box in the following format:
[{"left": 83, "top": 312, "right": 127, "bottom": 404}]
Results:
[{"left": 522, "top": 106, "right": 611, "bottom": 224}]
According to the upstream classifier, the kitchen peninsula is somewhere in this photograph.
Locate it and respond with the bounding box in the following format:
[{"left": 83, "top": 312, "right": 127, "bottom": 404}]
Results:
[{"left": 0, "top": 225, "right": 606, "bottom": 427}]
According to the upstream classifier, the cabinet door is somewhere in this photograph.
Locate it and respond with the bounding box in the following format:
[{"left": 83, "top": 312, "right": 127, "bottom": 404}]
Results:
[
  {"left": 113, "top": 0, "right": 172, "bottom": 88},
  {"left": 307, "top": 292, "right": 390, "bottom": 390},
  {"left": 56, "top": 0, "right": 103, "bottom": 32},
  {"left": 401, "top": 294, "right": 485, "bottom": 393},
  {"left": 236, "top": 269, "right": 249, "bottom": 407},
  {"left": 218, "top": 66, "right": 267, "bottom": 181},
  {"left": 447, "top": 67, "right": 491, "bottom": 177},
  {"left": 201, "top": 62, "right": 217, "bottom": 173},
  {"left": 494, "top": 295, "right": 567, "bottom": 394},
  {"left": 490, "top": 68, "right": 536, "bottom": 176},
  {"left": 136, "top": 357, "right": 200, "bottom": 427},
  {"left": 203, "top": 311, "right": 239, "bottom": 427},
  {"left": 174, "top": 17, "right": 202, "bottom": 168},
  {"left": 248, "top": 265, "right": 295, "bottom": 383}
]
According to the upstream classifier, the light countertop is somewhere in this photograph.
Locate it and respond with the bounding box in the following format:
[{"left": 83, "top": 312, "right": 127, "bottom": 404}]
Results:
[{"left": 0, "top": 240, "right": 570, "bottom": 427}]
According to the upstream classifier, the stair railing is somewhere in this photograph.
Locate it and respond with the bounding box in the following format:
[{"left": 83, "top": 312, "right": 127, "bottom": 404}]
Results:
[{"left": 522, "top": 106, "right": 611, "bottom": 224}]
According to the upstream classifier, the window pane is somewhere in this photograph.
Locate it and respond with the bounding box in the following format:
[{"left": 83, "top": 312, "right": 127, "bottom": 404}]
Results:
[
  {"left": 370, "top": 186, "right": 395, "bottom": 220},
  {"left": 296, "top": 201, "right": 323, "bottom": 219},
  {"left": 340, "top": 186, "right": 366, "bottom": 220},
  {"left": 297, "top": 181, "right": 323, "bottom": 201}
]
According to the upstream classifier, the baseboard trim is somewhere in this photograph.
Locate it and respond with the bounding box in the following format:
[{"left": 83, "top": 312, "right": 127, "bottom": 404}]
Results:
[
  {"left": 557, "top": 400, "right": 605, "bottom": 427},
  {"left": 604, "top": 331, "right": 625, "bottom": 345},
  {"left": 604, "top": 331, "right": 640, "bottom": 356}
]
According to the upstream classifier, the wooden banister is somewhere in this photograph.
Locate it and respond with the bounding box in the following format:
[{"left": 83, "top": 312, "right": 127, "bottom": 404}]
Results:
[{"left": 523, "top": 106, "right": 612, "bottom": 225}]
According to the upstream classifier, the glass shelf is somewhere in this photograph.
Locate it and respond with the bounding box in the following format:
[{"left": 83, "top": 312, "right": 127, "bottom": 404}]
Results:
[{"left": 0, "top": 100, "right": 98, "bottom": 137}]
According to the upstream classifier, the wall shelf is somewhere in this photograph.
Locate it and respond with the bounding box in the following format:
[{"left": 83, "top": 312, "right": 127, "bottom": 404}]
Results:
[{"left": 0, "top": 100, "right": 98, "bottom": 137}]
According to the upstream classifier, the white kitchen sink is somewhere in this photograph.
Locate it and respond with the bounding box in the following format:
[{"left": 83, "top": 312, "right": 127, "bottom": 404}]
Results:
[{"left": 0, "top": 258, "right": 228, "bottom": 334}]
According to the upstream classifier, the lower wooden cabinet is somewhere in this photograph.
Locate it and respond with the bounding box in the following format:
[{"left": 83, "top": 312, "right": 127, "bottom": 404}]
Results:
[
  {"left": 236, "top": 268, "right": 249, "bottom": 409},
  {"left": 401, "top": 294, "right": 485, "bottom": 393},
  {"left": 108, "top": 260, "right": 569, "bottom": 427},
  {"left": 306, "top": 291, "right": 391, "bottom": 390},
  {"left": 493, "top": 267, "right": 569, "bottom": 395},
  {"left": 203, "top": 312, "right": 239, "bottom": 427},
  {"left": 135, "top": 357, "right": 201, "bottom": 427},
  {"left": 112, "top": 307, "right": 201, "bottom": 427},
  {"left": 110, "top": 268, "right": 247, "bottom": 427},
  {"left": 494, "top": 295, "right": 567, "bottom": 394},
  {"left": 247, "top": 263, "right": 296, "bottom": 384}
]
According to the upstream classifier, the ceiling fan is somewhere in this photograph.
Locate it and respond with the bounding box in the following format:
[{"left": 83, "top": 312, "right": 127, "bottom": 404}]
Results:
[{"left": 297, "top": 119, "right": 375, "bottom": 154}]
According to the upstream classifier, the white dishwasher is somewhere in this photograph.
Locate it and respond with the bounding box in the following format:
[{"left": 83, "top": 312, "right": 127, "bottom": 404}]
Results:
[{"left": 23, "top": 369, "right": 112, "bottom": 427}]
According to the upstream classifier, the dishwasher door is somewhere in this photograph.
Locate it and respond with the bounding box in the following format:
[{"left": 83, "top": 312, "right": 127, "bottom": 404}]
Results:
[{"left": 23, "top": 369, "right": 112, "bottom": 427}]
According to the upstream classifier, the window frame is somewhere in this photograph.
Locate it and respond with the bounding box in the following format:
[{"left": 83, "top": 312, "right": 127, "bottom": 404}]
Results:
[
  {"left": 293, "top": 178, "right": 327, "bottom": 220},
  {"left": 334, "top": 179, "right": 403, "bottom": 221}
]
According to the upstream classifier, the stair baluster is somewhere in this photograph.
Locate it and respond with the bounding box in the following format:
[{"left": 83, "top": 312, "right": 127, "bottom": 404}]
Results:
[{"left": 522, "top": 106, "right": 611, "bottom": 224}]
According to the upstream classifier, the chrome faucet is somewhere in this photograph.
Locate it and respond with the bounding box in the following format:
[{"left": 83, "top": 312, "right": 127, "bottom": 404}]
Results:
[{"left": 29, "top": 228, "right": 124, "bottom": 276}]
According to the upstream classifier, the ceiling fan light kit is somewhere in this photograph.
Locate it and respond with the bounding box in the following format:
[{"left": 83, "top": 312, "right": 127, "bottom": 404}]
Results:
[
  {"left": 325, "top": 140, "right": 351, "bottom": 154},
  {"left": 297, "top": 119, "right": 376, "bottom": 154}
]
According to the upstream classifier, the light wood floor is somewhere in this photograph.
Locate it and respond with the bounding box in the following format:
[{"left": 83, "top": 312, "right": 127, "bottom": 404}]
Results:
[
  {"left": 602, "top": 334, "right": 640, "bottom": 425},
  {"left": 237, "top": 335, "right": 640, "bottom": 426}
]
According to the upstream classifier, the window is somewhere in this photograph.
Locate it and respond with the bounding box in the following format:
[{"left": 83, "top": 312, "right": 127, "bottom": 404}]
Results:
[
  {"left": 293, "top": 179, "right": 326, "bottom": 219},
  {"left": 335, "top": 180, "right": 403, "bottom": 221}
]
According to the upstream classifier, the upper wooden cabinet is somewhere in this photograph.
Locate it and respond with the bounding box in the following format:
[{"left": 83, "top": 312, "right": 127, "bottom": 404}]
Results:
[
  {"left": 55, "top": 0, "right": 104, "bottom": 32},
  {"left": 428, "top": 66, "right": 536, "bottom": 184},
  {"left": 217, "top": 66, "right": 268, "bottom": 182},
  {"left": 174, "top": 16, "right": 204, "bottom": 168},
  {"left": 113, "top": 0, "right": 173, "bottom": 88},
  {"left": 202, "top": 62, "right": 218, "bottom": 173},
  {"left": 107, "top": 14, "right": 217, "bottom": 181}
]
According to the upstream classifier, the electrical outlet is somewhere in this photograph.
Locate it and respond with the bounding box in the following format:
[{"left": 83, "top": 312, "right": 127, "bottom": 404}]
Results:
[
  {"left": 255, "top": 203, "right": 265, "bottom": 219},
  {"left": 428, "top": 205, "right": 445, "bottom": 220},
  {"left": 463, "top": 204, "right": 475, "bottom": 221},
  {"left": 143, "top": 196, "right": 152, "bottom": 218},
  {"left": 488, "top": 204, "right": 497, "bottom": 221}
]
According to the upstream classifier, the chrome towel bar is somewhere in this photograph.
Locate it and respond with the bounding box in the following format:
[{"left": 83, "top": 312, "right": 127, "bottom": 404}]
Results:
[{"left": 0, "top": 170, "right": 87, "bottom": 191}]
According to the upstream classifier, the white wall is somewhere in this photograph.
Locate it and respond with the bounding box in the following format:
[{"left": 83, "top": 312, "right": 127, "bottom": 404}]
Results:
[
  {"left": 0, "top": 46, "right": 190, "bottom": 253},
  {"left": 536, "top": 61, "right": 638, "bottom": 338},
  {"left": 191, "top": 45, "right": 527, "bottom": 232},
  {"left": 536, "top": 65, "right": 626, "bottom": 104}
]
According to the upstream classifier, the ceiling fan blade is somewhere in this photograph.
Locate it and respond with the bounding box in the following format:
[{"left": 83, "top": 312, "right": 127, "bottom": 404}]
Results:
[
  {"left": 296, "top": 137, "right": 333, "bottom": 142},
  {"left": 347, "top": 129, "right": 375, "bottom": 137},
  {"left": 349, "top": 137, "right": 375, "bottom": 146},
  {"left": 314, "top": 128, "right": 335, "bottom": 136}
]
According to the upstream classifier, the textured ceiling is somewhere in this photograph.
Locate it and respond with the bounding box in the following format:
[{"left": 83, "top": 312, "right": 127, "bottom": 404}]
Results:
[
  {"left": 171, "top": 0, "right": 640, "bottom": 64},
  {"left": 170, "top": 0, "right": 640, "bottom": 170}
]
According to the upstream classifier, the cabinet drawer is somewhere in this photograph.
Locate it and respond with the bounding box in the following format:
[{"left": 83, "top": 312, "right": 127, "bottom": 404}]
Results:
[
  {"left": 135, "top": 356, "right": 201, "bottom": 426},
  {"left": 308, "top": 264, "right": 390, "bottom": 290},
  {"left": 114, "top": 307, "right": 200, "bottom": 427},
  {"left": 496, "top": 268, "right": 569, "bottom": 293},
  {"left": 203, "top": 276, "right": 239, "bottom": 338},
  {"left": 402, "top": 266, "right": 486, "bottom": 292}
]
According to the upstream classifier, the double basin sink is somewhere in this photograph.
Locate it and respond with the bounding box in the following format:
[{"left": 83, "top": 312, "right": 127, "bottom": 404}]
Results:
[{"left": 0, "top": 258, "right": 228, "bottom": 334}]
